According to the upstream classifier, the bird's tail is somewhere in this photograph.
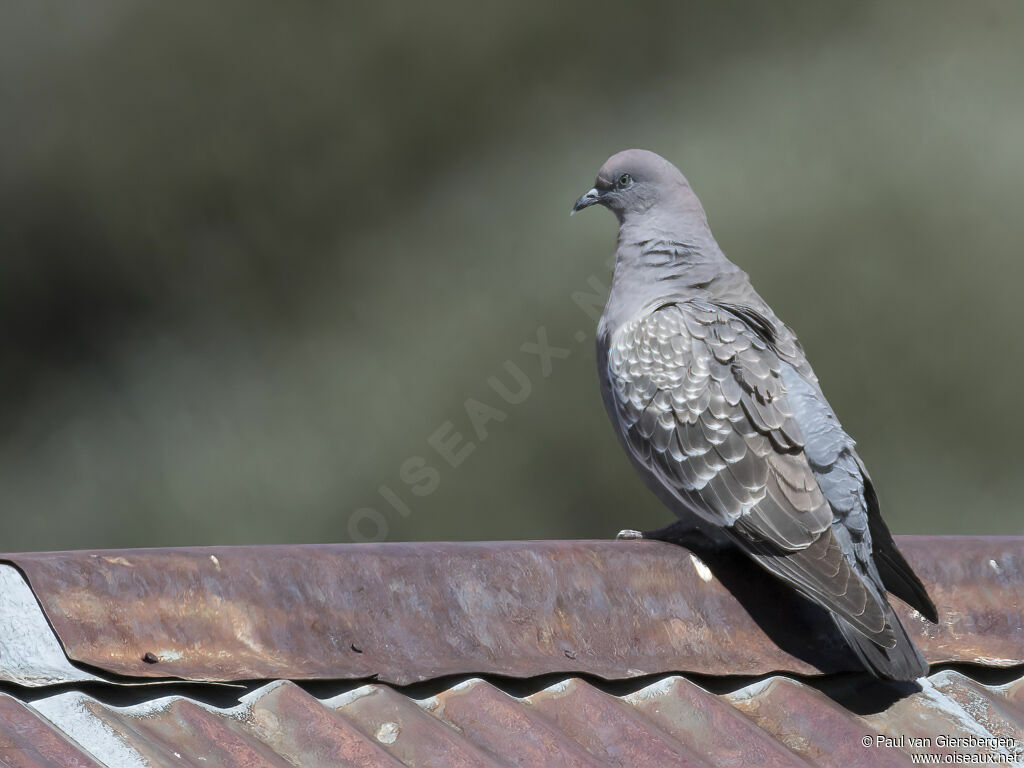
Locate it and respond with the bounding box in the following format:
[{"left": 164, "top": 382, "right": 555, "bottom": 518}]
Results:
[{"left": 833, "top": 607, "right": 928, "bottom": 681}]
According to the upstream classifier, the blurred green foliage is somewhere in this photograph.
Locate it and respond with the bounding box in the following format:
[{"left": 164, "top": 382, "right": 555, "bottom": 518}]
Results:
[{"left": 1, "top": 2, "right": 1022, "bottom": 550}]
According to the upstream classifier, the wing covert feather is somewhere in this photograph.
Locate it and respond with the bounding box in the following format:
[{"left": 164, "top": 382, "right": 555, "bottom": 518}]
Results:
[
  {"left": 607, "top": 300, "right": 893, "bottom": 641},
  {"left": 608, "top": 301, "right": 829, "bottom": 539}
]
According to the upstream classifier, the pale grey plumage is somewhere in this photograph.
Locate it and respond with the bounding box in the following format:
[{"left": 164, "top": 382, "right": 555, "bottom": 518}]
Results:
[{"left": 573, "top": 149, "right": 936, "bottom": 680}]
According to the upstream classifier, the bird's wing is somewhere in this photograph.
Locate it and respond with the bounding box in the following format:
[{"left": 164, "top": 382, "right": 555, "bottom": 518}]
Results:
[
  {"left": 777, "top": 350, "right": 938, "bottom": 623},
  {"left": 607, "top": 300, "right": 893, "bottom": 643}
]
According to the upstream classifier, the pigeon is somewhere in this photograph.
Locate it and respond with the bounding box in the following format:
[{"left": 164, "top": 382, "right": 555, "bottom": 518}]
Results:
[{"left": 572, "top": 149, "right": 937, "bottom": 680}]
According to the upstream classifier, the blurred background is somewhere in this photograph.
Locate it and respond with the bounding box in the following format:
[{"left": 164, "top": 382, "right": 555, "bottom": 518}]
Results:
[{"left": 2, "top": 2, "right": 1022, "bottom": 551}]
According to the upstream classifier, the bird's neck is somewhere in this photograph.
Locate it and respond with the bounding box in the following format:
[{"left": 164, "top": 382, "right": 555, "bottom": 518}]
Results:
[
  {"left": 616, "top": 230, "right": 723, "bottom": 281},
  {"left": 600, "top": 214, "right": 742, "bottom": 334},
  {"left": 618, "top": 202, "right": 726, "bottom": 271}
]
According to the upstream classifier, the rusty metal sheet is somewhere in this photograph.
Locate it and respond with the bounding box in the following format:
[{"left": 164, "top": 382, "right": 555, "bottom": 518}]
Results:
[
  {"left": 421, "top": 678, "right": 609, "bottom": 768},
  {"left": 724, "top": 677, "right": 914, "bottom": 767},
  {"left": 0, "top": 694, "right": 103, "bottom": 768},
  {"left": 1005, "top": 675, "right": 1024, "bottom": 711},
  {"left": 238, "top": 680, "right": 404, "bottom": 767},
  {"left": 861, "top": 671, "right": 1024, "bottom": 760},
  {"left": 622, "top": 676, "right": 815, "bottom": 768},
  {"left": 903, "top": 537, "right": 1024, "bottom": 667},
  {"left": 21, "top": 670, "right": 1024, "bottom": 768},
  {"left": 0, "top": 565, "right": 103, "bottom": 687},
  {"left": 3, "top": 536, "right": 1022, "bottom": 685},
  {"left": 29, "top": 682, "right": 402, "bottom": 768},
  {"left": 524, "top": 677, "right": 709, "bottom": 767},
  {"left": 324, "top": 683, "right": 504, "bottom": 767}
]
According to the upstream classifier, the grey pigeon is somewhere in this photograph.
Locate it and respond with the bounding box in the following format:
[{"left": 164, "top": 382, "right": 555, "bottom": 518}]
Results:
[{"left": 572, "top": 149, "right": 937, "bottom": 680}]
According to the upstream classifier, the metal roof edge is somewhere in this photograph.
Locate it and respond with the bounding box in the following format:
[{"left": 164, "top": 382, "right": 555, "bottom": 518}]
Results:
[{"left": 0, "top": 536, "right": 1020, "bottom": 686}]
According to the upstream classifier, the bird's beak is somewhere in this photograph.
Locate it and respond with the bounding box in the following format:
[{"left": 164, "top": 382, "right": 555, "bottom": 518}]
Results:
[{"left": 571, "top": 187, "right": 601, "bottom": 215}]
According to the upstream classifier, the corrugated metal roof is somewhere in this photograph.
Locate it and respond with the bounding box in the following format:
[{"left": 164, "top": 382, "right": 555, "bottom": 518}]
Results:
[
  {"left": 0, "top": 565, "right": 102, "bottom": 687},
  {"left": 1, "top": 536, "right": 1021, "bottom": 686},
  {"left": 6, "top": 670, "right": 1022, "bottom": 767},
  {"left": 0, "top": 536, "right": 1021, "bottom": 766}
]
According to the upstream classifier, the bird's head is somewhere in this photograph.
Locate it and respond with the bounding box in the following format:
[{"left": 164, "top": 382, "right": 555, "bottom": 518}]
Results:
[{"left": 571, "top": 149, "right": 691, "bottom": 223}]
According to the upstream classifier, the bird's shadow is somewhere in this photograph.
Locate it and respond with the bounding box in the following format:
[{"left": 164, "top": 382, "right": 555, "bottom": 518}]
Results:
[{"left": 643, "top": 526, "right": 923, "bottom": 712}]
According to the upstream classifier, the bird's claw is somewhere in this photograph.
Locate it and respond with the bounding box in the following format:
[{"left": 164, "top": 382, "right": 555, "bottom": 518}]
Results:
[{"left": 615, "top": 529, "right": 645, "bottom": 540}]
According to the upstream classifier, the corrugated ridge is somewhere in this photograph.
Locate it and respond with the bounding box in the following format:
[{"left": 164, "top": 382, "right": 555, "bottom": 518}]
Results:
[
  {"left": 17, "top": 669, "right": 1024, "bottom": 767},
  {"left": 3, "top": 537, "right": 1020, "bottom": 685},
  {"left": 0, "top": 693, "right": 104, "bottom": 768},
  {"left": 622, "top": 675, "right": 815, "bottom": 768}
]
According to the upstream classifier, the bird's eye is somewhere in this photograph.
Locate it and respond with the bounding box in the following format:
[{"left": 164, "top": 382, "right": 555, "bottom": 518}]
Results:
[{"left": 616, "top": 173, "right": 633, "bottom": 189}]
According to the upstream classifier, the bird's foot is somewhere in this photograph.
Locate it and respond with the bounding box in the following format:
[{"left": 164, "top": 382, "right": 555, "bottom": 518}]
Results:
[{"left": 616, "top": 520, "right": 737, "bottom": 554}]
